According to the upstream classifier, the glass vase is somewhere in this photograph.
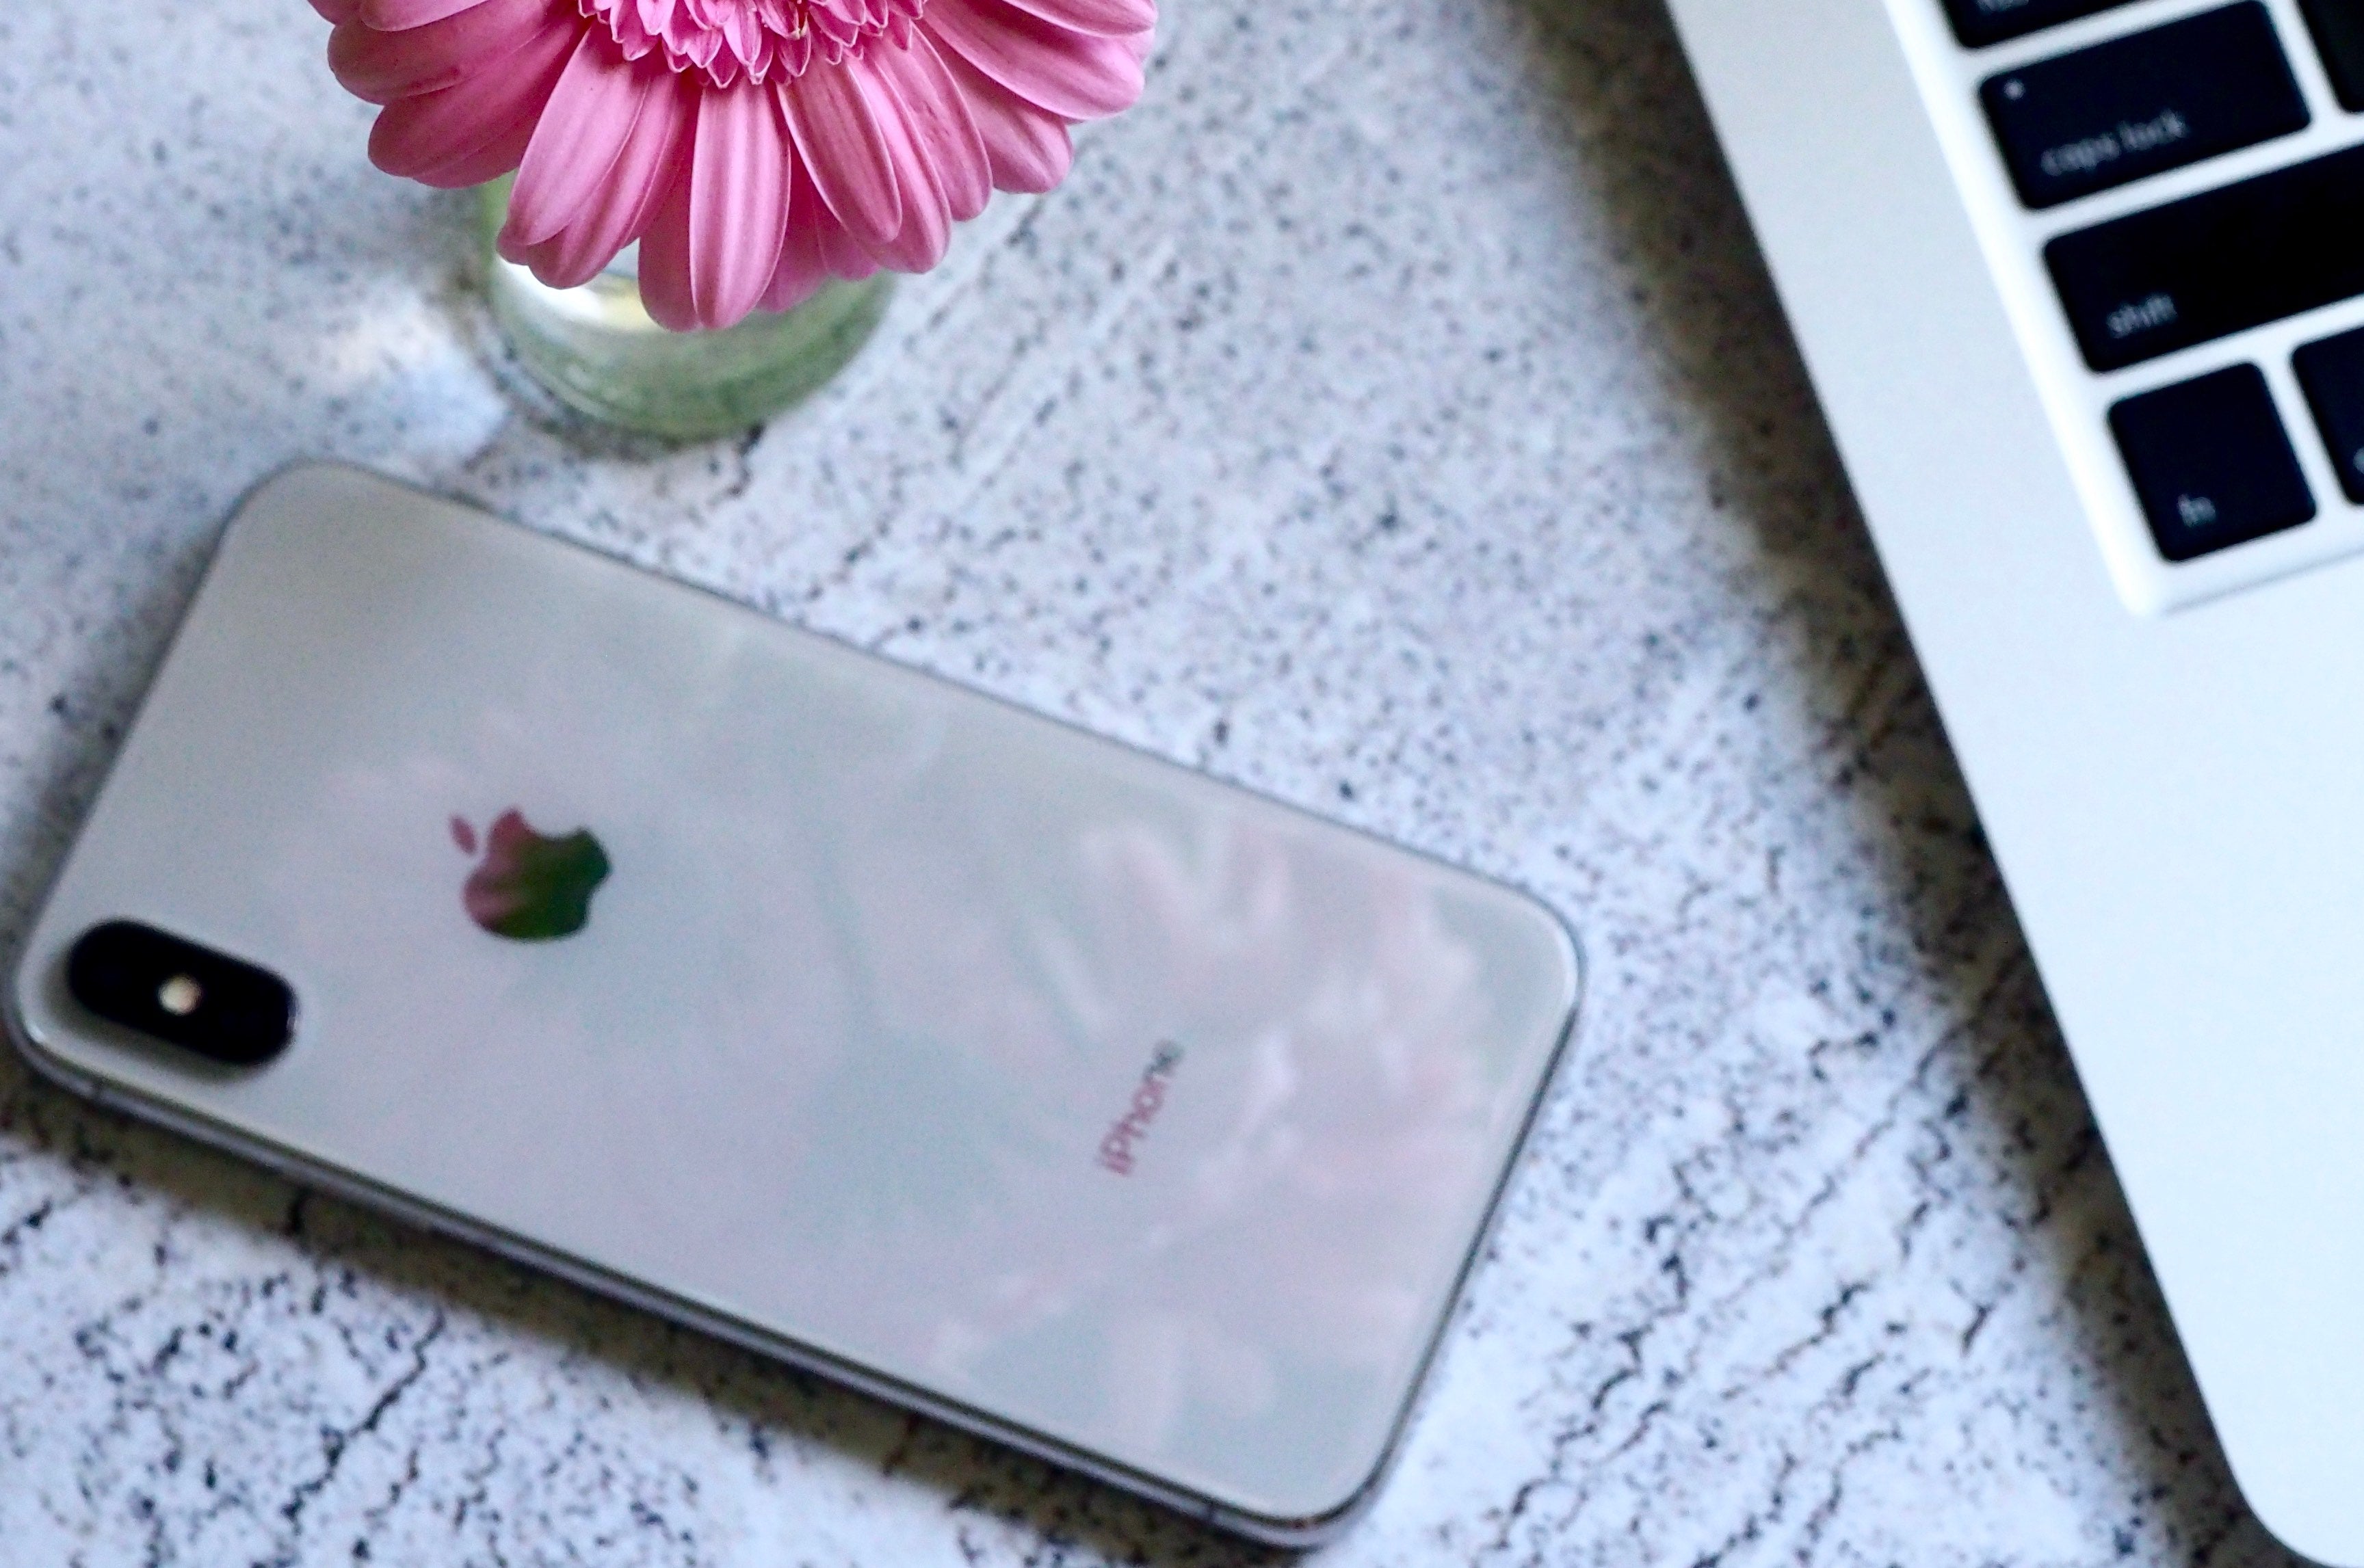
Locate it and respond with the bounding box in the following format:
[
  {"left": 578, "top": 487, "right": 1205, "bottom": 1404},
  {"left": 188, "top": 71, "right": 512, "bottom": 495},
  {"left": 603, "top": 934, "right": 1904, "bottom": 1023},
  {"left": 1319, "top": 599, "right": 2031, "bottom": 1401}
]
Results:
[{"left": 475, "top": 177, "right": 893, "bottom": 441}]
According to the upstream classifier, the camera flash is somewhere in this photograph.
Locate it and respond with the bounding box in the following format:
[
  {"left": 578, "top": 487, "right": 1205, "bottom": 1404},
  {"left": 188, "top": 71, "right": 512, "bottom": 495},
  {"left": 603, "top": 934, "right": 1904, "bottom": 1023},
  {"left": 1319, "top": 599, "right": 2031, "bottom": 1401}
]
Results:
[{"left": 157, "top": 974, "right": 203, "bottom": 1017}]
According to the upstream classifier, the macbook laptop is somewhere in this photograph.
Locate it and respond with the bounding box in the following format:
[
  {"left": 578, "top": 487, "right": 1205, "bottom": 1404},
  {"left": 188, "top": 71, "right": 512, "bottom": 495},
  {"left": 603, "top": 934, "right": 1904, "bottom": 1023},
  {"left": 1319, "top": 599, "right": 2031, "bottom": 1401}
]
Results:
[{"left": 1666, "top": 0, "right": 2364, "bottom": 1558}]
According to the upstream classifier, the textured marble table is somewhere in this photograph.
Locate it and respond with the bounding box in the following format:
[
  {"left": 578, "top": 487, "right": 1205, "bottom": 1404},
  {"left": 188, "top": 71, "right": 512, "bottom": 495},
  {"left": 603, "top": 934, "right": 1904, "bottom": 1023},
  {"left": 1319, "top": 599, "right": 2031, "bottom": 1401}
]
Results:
[{"left": 0, "top": 1, "right": 2317, "bottom": 1563}]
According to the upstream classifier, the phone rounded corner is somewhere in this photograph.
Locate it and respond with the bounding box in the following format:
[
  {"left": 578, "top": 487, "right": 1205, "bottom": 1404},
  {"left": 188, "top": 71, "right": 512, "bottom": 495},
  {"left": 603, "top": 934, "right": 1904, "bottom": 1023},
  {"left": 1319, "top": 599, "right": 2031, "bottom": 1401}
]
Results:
[
  {"left": 2, "top": 963, "right": 102, "bottom": 1104},
  {"left": 1534, "top": 892, "right": 1588, "bottom": 1024},
  {"left": 235, "top": 457, "right": 380, "bottom": 511},
  {"left": 1204, "top": 1456, "right": 1393, "bottom": 1551},
  {"left": 218, "top": 461, "right": 433, "bottom": 555},
  {"left": 1490, "top": 878, "right": 1587, "bottom": 1057}
]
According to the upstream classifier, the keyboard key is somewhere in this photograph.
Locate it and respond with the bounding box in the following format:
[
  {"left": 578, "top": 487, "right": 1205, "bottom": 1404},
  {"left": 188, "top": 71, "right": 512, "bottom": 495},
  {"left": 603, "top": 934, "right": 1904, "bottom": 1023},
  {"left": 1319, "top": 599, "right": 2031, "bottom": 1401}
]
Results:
[
  {"left": 2298, "top": 0, "right": 2364, "bottom": 111},
  {"left": 1943, "top": 0, "right": 2137, "bottom": 48},
  {"left": 2046, "top": 145, "right": 2364, "bottom": 371},
  {"left": 1981, "top": 4, "right": 2307, "bottom": 210},
  {"left": 2293, "top": 326, "right": 2364, "bottom": 501},
  {"left": 2109, "top": 365, "right": 2315, "bottom": 561}
]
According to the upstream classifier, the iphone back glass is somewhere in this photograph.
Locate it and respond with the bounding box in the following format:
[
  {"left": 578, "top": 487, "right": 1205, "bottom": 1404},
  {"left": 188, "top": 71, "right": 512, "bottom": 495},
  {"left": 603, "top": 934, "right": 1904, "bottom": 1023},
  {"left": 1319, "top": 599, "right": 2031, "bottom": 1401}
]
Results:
[{"left": 8, "top": 465, "right": 1580, "bottom": 1539}]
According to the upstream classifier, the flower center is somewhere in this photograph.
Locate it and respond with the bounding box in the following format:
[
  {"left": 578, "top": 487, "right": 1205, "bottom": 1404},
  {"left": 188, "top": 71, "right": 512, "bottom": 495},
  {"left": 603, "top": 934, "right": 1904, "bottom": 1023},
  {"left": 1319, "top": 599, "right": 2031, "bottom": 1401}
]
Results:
[{"left": 583, "top": 0, "right": 925, "bottom": 88}]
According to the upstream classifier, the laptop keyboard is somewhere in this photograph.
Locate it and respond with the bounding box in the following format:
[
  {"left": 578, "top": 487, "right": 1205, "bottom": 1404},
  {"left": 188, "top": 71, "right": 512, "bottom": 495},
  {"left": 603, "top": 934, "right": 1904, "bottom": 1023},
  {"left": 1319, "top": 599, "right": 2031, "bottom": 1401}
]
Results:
[
  {"left": 2300, "top": 0, "right": 2364, "bottom": 106},
  {"left": 2294, "top": 323, "right": 2364, "bottom": 496},
  {"left": 2047, "top": 146, "right": 2364, "bottom": 371},
  {"left": 2108, "top": 364, "right": 2317, "bottom": 555},
  {"left": 1946, "top": 0, "right": 2143, "bottom": 48},
  {"left": 1982, "top": 4, "right": 2305, "bottom": 209},
  {"left": 1942, "top": 0, "right": 2364, "bottom": 588}
]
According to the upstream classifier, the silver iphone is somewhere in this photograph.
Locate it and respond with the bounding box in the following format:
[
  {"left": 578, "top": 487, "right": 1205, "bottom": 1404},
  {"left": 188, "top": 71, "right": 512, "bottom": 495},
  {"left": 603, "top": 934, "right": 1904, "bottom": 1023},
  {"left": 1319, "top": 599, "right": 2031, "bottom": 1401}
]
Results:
[{"left": 7, "top": 464, "right": 1580, "bottom": 1542}]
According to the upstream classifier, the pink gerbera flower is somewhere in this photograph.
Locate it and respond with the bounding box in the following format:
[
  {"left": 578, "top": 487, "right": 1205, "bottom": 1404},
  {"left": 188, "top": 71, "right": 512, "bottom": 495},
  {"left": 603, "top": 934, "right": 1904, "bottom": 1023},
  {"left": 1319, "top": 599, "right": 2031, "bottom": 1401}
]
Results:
[{"left": 310, "top": 0, "right": 1154, "bottom": 330}]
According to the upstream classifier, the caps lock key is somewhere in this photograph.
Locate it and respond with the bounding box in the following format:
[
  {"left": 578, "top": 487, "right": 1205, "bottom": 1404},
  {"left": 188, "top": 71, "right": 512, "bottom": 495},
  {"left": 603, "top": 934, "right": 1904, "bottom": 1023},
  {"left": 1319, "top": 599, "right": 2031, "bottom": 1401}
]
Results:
[{"left": 1982, "top": 2, "right": 2307, "bottom": 210}]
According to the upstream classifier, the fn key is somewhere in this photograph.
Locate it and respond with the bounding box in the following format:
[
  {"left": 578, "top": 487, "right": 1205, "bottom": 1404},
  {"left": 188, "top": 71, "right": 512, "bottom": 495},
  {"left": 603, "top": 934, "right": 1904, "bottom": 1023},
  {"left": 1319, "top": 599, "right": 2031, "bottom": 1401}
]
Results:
[{"left": 2109, "top": 365, "right": 2314, "bottom": 562}]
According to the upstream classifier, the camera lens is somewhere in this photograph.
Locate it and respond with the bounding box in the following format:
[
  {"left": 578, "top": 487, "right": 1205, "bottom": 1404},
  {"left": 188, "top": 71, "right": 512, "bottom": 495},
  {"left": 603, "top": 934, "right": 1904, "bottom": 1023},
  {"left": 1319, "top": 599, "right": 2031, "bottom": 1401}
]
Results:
[{"left": 66, "top": 921, "right": 295, "bottom": 1067}]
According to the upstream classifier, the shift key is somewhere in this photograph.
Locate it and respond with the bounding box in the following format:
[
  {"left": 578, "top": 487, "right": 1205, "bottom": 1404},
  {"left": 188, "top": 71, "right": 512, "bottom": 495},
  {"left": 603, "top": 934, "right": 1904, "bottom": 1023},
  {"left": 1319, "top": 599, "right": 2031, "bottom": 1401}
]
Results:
[{"left": 1982, "top": 3, "right": 2307, "bottom": 210}]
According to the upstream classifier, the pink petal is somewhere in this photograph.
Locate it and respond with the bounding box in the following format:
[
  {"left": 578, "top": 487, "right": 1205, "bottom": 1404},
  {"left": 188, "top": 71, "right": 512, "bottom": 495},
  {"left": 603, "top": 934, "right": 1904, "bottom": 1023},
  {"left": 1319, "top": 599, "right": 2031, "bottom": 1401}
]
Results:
[
  {"left": 855, "top": 71, "right": 951, "bottom": 272},
  {"left": 815, "top": 204, "right": 884, "bottom": 280},
  {"left": 778, "top": 62, "right": 902, "bottom": 252},
  {"left": 920, "top": 0, "right": 1144, "bottom": 122},
  {"left": 926, "top": 29, "right": 1071, "bottom": 194},
  {"left": 990, "top": 0, "right": 1154, "bottom": 40},
  {"left": 636, "top": 159, "right": 703, "bottom": 332},
  {"left": 505, "top": 30, "right": 653, "bottom": 248},
  {"left": 367, "top": 17, "right": 575, "bottom": 181},
  {"left": 686, "top": 82, "right": 794, "bottom": 328},
  {"left": 328, "top": 0, "right": 566, "bottom": 105},
  {"left": 869, "top": 30, "right": 990, "bottom": 224},
  {"left": 756, "top": 267, "right": 828, "bottom": 315},
  {"left": 759, "top": 155, "right": 833, "bottom": 313},
  {"left": 417, "top": 112, "right": 541, "bottom": 187},
  {"left": 309, "top": 0, "right": 362, "bottom": 22},
  {"left": 359, "top": 0, "right": 488, "bottom": 27},
  {"left": 518, "top": 68, "right": 696, "bottom": 288}
]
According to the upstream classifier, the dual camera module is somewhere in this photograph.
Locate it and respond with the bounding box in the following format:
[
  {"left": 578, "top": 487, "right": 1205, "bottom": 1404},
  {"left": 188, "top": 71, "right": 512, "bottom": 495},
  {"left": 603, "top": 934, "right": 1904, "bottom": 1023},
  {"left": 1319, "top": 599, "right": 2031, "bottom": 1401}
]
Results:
[{"left": 66, "top": 921, "right": 296, "bottom": 1067}]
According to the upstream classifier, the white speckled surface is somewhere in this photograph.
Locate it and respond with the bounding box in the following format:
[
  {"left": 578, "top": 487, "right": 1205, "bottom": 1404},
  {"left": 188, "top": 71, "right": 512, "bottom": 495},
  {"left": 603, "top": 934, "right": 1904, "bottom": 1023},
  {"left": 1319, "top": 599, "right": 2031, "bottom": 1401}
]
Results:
[{"left": 0, "top": 1, "right": 2318, "bottom": 1563}]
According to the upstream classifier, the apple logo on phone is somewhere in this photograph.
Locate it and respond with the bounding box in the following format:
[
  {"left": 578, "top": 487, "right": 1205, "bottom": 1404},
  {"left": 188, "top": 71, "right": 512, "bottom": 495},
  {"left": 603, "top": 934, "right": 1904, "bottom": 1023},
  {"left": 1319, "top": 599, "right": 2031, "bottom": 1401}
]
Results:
[{"left": 450, "top": 810, "right": 612, "bottom": 942}]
